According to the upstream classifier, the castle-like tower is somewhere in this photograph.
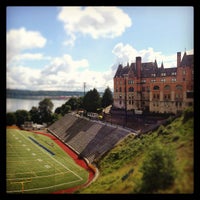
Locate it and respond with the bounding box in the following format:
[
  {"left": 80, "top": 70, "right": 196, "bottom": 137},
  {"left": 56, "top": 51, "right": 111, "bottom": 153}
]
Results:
[{"left": 113, "top": 51, "right": 193, "bottom": 114}]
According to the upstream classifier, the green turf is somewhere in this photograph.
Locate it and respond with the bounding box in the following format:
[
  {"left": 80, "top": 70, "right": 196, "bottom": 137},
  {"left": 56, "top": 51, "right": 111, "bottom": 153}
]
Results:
[{"left": 6, "top": 129, "right": 89, "bottom": 194}]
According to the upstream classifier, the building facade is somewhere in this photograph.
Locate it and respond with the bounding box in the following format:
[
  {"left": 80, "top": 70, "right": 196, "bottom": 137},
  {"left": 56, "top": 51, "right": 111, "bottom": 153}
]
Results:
[{"left": 113, "top": 52, "right": 193, "bottom": 114}]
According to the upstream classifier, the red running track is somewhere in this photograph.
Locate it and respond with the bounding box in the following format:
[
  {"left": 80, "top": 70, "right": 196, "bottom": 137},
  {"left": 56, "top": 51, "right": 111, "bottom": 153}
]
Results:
[{"left": 32, "top": 131, "right": 95, "bottom": 194}]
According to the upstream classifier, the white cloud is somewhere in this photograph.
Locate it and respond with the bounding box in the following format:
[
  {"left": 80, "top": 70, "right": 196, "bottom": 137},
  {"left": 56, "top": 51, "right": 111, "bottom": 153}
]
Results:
[
  {"left": 7, "top": 66, "right": 41, "bottom": 90},
  {"left": 112, "top": 42, "right": 194, "bottom": 69},
  {"left": 7, "top": 53, "right": 113, "bottom": 92},
  {"left": 7, "top": 27, "right": 47, "bottom": 64},
  {"left": 13, "top": 53, "right": 51, "bottom": 61},
  {"left": 58, "top": 6, "right": 132, "bottom": 46},
  {"left": 41, "top": 54, "right": 89, "bottom": 75}
]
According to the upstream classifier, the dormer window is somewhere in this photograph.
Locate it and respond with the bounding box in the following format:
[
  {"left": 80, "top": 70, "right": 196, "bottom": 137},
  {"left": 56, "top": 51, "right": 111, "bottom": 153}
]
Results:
[
  {"left": 171, "top": 72, "right": 176, "bottom": 76},
  {"left": 161, "top": 72, "right": 166, "bottom": 76}
]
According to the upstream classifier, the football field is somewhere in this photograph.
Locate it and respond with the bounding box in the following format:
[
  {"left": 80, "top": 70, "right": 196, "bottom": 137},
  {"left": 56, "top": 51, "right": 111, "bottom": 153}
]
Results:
[{"left": 6, "top": 129, "right": 89, "bottom": 194}]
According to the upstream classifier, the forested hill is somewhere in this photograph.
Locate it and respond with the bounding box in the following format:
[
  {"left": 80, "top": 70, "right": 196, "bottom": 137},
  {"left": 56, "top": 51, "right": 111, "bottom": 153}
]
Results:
[{"left": 7, "top": 89, "right": 85, "bottom": 99}]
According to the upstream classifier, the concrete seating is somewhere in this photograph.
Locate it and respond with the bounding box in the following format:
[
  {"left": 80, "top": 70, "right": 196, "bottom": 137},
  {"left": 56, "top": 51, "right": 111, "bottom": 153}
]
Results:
[{"left": 48, "top": 113, "right": 131, "bottom": 163}]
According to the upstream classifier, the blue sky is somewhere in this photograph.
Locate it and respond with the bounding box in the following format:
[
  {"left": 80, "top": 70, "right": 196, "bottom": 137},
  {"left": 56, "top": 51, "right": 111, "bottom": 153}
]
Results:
[{"left": 6, "top": 6, "right": 193, "bottom": 92}]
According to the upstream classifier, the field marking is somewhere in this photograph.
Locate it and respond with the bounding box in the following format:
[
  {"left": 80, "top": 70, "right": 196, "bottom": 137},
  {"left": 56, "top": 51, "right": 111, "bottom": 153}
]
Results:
[
  {"left": 7, "top": 130, "right": 86, "bottom": 193},
  {"left": 17, "top": 130, "right": 83, "bottom": 180},
  {"left": 7, "top": 178, "right": 82, "bottom": 193},
  {"left": 7, "top": 171, "right": 71, "bottom": 181}
]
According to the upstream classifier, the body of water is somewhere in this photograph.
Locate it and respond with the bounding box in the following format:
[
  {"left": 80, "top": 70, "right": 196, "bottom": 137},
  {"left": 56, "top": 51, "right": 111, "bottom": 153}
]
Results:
[{"left": 6, "top": 98, "right": 68, "bottom": 113}]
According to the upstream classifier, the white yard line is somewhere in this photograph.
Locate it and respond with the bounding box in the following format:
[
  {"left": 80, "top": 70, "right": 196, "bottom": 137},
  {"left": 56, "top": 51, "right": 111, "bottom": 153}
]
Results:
[
  {"left": 7, "top": 130, "right": 85, "bottom": 193},
  {"left": 7, "top": 171, "right": 70, "bottom": 181},
  {"left": 17, "top": 130, "right": 83, "bottom": 181},
  {"left": 7, "top": 178, "right": 82, "bottom": 193}
]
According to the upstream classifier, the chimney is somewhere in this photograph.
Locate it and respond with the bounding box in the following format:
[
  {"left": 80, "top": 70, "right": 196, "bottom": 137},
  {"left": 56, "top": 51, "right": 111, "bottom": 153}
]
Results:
[
  {"left": 177, "top": 52, "right": 181, "bottom": 67},
  {"left": 136, "top": 56, "right": 141, "bottom": 78}
]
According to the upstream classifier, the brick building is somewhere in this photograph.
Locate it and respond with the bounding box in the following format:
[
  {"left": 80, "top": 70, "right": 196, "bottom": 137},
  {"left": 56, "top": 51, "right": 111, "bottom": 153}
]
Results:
[{"left": 113, "top": 51, "right": 194, "bottom": 114}]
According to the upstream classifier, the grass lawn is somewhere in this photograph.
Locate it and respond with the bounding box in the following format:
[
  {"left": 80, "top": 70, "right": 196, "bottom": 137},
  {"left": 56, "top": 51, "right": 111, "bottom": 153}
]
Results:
[{"left": 6, "top": 129, "right": 89, "bottom": 194}]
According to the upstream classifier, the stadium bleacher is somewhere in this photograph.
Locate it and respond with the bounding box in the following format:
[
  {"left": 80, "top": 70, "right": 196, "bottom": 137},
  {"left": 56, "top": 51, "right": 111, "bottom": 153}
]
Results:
[{"left": 48, "top": 113, "right": 132, "bottom": 163}]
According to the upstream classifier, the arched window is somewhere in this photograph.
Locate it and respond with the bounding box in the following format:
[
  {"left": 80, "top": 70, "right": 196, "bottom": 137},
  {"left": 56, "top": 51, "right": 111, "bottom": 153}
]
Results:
[
  {"left": 164, "top": 85, "right": 170, "bottom": 90},
  {"left": 128, "top": 87, "right": 134, "bottom": 92},
  {"left": 153, "top": 85, "right": 160, "bottom": 90},
  {"left": 176, "top": 85, "right": 183, "bottom": 90}
]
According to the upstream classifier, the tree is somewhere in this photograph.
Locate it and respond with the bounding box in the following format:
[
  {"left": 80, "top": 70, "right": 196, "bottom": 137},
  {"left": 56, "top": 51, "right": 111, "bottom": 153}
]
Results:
[
  {"left": 139, "top": 143, "right": 176, "bottom": 193},
  {"left": 65, "top": 97, "right": 82, "bottom": 111},
  {"left": 55, "top": 104, "right": 71, "bottom": 116},
  {"left": 38, "top": 98, "right": 54, "bottom": 123},
  {"left": 83, "top": 88, "right": 101, "bottom": 112},
  {"left": 6, "top": 112, "right": 16, "bottom": 126},
  {"left": 15, "top": 110, "right": 30, "bottom": 126},
  {"left": 101, "top": 86, "right": 113, "bottom": 108},
  {"left": 29, "top": 106, "right": 40, "bottom": 123}
]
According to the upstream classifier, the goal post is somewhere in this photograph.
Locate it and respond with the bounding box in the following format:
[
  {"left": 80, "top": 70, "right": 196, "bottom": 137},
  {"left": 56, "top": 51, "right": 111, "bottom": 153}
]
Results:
[{"left": 10, "top": 178, "right": 32, "bottom": 193}]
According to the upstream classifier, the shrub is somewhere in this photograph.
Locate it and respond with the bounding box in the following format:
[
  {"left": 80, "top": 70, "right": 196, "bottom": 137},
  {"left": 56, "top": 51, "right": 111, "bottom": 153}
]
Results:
[
  {"left": 138, "top": 143, "right": 176, "bottom": 193},
  {"left": 182, "top": 107, "right": 193, "bottom": 124}
]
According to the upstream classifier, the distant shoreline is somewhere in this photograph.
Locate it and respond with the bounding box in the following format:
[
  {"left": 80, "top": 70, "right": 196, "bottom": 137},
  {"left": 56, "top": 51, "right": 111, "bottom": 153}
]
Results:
[
  {"left": 7, "top": 89, "right": 103, "bottom": 99},
  {"left": 6, "top": 89, "right": 85, "bottom": 100},
  {"left": 7, "top": 96, "right": 72, "bottom": 100}
]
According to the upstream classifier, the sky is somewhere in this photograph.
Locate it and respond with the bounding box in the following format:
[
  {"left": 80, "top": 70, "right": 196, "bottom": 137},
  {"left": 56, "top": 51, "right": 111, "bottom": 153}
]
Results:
[{"left": 6, "top": 6, "right": 194, "bottom": 92}]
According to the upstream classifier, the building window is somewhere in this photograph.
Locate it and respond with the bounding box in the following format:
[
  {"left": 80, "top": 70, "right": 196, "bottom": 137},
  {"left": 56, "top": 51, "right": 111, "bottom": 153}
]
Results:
[
  {"left": 161, "top": 78, "right": 166, "bottom": 82},
  {"left": 161, "top": 73, "right": 166, "bottom": 76},
  {"left": 128, "top": 87, "right": 134, "bottom": 92},
  {"left": 153, "top": 85, "right": 160, "bottom": 90},
  {"left": 182, "top": 70, "right": 186, "bottom": 75},
  {"left": 186, "top": 91, "right": 193, "bottom": 98},
  {"left": 151, "top": 73, "right": 156, "bottom": 77},
  {"left": 151, "top": 79, "right": 156, "bottom": 82},
  {"left": 176, "top": 85, "right": 183, "bottom": 90},
  {"left": 164, "top": 85, "right": 170, "bottom": 90},
  {"left": 171, "top": 72, "right": 176, "bottom": 76},
  {"left": 141, "top": 79, "right": 146, "bottom": 83},
  {"left": 128, "top": 80, "right": 134, "bottom": 84},
  {"left": 172, "top": 78, "right": 176, "bottom": 82},
  {"left": 119, "top": 87, "right": 122, "bottom": 92}
]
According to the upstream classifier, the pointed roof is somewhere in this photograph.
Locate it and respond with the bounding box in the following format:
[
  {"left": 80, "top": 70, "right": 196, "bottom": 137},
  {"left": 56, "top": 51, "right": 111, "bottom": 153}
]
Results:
[
  {"left": 161, "top": 62, "right": 164, "bottom": 69},
  {"left": 180, "top": 52, "right": 193, "bottom": 67},
  {"left": 154, "top": 59, "right": 158, "bottom": 68}
]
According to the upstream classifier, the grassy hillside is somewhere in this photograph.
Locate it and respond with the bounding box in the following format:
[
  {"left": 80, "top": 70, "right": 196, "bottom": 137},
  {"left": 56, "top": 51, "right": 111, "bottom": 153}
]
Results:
[{"left": 77, "top": 107, "right": 194, "bottom": 194}]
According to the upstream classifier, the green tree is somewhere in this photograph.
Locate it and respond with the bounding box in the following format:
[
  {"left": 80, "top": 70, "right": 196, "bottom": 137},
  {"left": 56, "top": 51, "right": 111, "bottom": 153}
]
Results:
[
  {"left": 29, "top": 106, "right": 40, "bottom": 123},
  {"left": 15, "top": 110, "right": 30, "bottom": 126},
  {"left": 101, "top": 86, "right": 113, "bottom": 108},
  {"left": 55, "top": 104, "right": 71, "bottom": 116},
  {"left": 6, "top": 112, "right": 16, "bottom": 126},
  {"left": 51, "top": 113, "right": 60, "bottom": 124},
  {"left": 83, "top": 88, "right": 101, "bottom": 112},
  {"left": 139, "top": 143, "right": 176, "bottom": 193},
  {"left": 38, "top": 98, "right": 54, "bottom": 123},
  {"left": 65, "top": 97, "right": 82, "bottom": 111}
]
